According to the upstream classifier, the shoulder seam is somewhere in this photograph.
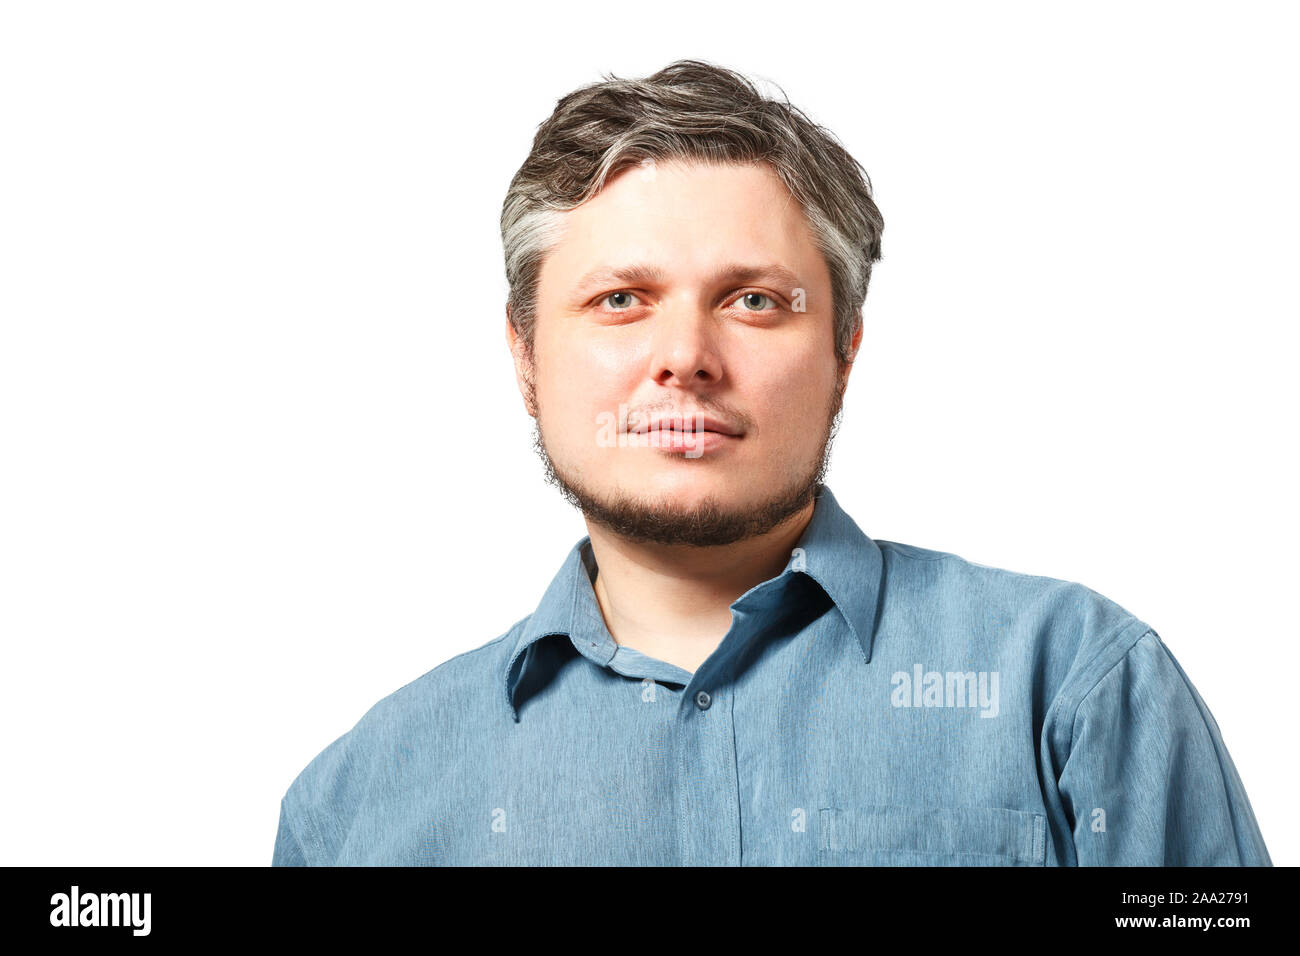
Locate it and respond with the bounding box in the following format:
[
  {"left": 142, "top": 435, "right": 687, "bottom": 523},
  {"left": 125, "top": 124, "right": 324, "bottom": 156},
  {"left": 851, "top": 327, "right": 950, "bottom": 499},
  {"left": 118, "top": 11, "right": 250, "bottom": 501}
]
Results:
[{"left": 1065, "top": 624, "right": 1157, "bottom": 752}]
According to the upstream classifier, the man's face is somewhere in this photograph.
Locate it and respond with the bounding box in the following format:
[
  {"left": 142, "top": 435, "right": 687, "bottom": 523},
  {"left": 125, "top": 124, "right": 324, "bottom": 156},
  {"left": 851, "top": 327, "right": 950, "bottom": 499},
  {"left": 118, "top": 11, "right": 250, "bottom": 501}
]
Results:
[{"left": 508, "top": 158, "right": 859, "bottom": 546}]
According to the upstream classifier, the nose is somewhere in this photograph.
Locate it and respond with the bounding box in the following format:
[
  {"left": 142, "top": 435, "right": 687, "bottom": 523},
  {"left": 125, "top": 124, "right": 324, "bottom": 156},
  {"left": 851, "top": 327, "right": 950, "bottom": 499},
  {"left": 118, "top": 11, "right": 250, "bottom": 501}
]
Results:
[{"left": 648, "top": 300, "right": 724, "bottom": 387}]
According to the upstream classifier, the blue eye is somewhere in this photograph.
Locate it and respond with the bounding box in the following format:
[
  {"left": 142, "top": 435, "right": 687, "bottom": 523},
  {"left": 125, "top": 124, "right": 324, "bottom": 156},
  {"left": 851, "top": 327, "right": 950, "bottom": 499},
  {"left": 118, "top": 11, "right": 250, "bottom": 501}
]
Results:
[{"left": 604, "top": 291, "right": 640, "bottom": 309}]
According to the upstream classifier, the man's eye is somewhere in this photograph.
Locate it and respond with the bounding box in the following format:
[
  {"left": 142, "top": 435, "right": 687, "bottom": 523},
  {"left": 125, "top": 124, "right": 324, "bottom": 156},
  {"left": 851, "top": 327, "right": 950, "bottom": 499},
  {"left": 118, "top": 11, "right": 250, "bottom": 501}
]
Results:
[
  {"left": 734, "top": 292, "right": 776, "bottom": 311},
  {"left": 603, "top": 291, "right": 641, "bottom": 310},
  {"left": 599, "top": 290, "right": 778, "bottom": 311}
]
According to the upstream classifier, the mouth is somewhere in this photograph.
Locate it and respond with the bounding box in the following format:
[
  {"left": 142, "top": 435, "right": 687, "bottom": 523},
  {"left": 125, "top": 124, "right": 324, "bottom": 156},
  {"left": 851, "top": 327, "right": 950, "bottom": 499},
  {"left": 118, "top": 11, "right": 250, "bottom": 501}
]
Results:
[{"left": 629, "top": 415, "right": 744, "bottom": 438}]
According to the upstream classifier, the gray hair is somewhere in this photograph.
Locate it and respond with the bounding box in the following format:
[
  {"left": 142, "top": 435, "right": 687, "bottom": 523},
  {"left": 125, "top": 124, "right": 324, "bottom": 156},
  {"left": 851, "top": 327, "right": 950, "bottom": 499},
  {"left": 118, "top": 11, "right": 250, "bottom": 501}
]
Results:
[{"left": 500, "top": 59, "right": 884, "bottom": 367}]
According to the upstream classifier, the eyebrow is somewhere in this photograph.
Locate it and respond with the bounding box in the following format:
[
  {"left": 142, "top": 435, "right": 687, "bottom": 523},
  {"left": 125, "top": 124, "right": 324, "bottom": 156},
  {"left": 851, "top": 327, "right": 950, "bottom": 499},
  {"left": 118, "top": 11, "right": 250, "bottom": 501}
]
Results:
[{"left": 572, "top": 262, "right": 805, "bottom": 296}]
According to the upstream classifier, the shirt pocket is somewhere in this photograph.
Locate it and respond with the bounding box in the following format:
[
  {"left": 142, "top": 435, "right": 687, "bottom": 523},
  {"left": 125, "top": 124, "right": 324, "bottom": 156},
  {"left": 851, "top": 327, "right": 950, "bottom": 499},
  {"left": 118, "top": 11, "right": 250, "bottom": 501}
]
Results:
[{"left": 817, "top": 805, "right": 1046, "bottom": 866}]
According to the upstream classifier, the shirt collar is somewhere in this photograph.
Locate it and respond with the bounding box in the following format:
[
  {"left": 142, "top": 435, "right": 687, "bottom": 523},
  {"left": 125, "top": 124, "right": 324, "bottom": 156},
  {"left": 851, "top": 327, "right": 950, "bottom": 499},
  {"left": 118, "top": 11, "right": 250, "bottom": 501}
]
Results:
[{"left": 502, "top": 483, "right": 884, "bottom": 722}]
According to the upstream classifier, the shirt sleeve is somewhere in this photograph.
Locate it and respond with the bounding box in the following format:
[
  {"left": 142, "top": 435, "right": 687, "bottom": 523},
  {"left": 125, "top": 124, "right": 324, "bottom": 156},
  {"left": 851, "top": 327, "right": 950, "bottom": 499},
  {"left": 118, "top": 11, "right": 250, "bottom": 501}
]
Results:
[
  {"left": 1055, "top": 629, "right": 1271, "bottom": 865},
  {"left": 272, "top": 796, "right": 309, "bottom": 867}
]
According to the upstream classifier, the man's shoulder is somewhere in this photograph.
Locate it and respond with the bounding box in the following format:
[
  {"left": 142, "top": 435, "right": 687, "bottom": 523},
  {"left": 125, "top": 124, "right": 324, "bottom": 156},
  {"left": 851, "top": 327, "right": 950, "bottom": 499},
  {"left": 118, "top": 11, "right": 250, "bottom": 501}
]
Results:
[
  {"left": 378, "top": 618, "right": 528, "bottom": 715},
  {"left": 877, "top": 536, "right": 1138, "bottom": 609},
  {"left": 279, "top": 615, "right": 532, "bottom": 804},
  {"left": 874, "top": 537, "right": 1154, "bottom": 678}
]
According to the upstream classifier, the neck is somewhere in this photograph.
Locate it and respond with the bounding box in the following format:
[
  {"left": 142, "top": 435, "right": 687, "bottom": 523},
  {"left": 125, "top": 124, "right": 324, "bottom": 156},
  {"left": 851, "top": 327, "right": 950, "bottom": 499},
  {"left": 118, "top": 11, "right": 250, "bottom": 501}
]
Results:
[{"left": 586, "top": 498, "right": 816, "bottom": 674}]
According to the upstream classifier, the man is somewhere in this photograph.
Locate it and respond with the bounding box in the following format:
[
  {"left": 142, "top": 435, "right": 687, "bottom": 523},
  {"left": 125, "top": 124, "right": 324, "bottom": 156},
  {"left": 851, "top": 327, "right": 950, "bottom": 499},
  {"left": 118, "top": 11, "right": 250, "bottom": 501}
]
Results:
[{"left": 273, "top": 60, "right": 1270, "bottom": 866}]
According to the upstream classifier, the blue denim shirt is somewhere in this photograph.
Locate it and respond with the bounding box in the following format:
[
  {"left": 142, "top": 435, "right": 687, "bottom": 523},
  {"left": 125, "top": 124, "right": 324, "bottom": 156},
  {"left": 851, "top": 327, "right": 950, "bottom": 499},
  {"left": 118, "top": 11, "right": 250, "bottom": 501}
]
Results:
[{"left": 273, "top": 484, "right": 1271, "bottom": 866}]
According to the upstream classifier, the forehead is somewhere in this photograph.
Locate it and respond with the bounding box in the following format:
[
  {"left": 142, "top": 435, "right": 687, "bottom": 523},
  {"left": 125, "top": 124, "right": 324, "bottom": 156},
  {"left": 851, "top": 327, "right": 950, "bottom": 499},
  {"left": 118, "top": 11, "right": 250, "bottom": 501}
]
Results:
[{"left": 538, "top": 159, "right": 827, "bottom": 290}]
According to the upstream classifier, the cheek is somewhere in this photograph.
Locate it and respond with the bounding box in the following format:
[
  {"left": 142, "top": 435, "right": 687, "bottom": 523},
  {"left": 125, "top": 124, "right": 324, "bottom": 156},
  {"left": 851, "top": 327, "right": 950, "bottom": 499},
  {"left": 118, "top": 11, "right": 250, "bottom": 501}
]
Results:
[
  {"left": 535, "top": 340, "right": 636, "bottom": 446},
  {"left": 744, "top": 350, "right": 835, "bottom": 424},
  {"left": 545, "top": 337, "right": 640, "bottom": 401}
]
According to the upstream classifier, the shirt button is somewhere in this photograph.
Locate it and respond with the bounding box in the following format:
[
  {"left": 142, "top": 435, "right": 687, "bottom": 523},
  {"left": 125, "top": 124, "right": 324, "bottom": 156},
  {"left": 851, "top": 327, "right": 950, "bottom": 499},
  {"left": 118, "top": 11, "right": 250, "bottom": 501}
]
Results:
[{"left": 694, "top": 690, "right": 712, "bottom": 710}]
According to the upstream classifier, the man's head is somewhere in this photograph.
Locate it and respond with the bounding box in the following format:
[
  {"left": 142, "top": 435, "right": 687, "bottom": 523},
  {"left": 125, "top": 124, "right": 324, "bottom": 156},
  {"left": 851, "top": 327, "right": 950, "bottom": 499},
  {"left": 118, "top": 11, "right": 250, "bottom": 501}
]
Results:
[{"left": 501, "top": 60, "right": 883, "bottom": 547}]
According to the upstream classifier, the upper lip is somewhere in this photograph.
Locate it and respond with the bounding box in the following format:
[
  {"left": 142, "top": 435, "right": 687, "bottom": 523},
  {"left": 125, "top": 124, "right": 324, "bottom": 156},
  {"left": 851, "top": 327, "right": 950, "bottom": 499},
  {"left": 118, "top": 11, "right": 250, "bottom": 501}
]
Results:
[{"left": 630, "top": 412, "right": 743, "bottom": 437}]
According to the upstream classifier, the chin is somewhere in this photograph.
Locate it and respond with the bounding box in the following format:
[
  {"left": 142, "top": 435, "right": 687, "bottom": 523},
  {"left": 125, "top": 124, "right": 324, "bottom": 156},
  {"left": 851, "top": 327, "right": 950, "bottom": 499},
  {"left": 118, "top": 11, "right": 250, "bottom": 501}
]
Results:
[{"left": 623, "top": 469, "right": 743, "bottom": 500}]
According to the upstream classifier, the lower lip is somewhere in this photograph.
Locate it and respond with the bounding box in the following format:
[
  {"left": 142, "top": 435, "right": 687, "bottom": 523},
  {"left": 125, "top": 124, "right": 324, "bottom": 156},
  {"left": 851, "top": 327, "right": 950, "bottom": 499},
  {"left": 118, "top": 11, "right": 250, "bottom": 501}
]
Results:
[{"left": 628, "top": 430, "right": 739, "bottom": 454}]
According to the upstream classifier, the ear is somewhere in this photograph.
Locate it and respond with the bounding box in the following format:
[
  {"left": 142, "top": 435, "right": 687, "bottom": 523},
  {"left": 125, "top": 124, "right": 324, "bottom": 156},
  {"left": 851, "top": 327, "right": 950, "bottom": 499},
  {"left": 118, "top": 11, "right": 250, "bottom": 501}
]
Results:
[
  {"left": 849, "top": 314, "right": 863, "bottom": 359},
  {"left": 505, "top": 306, "right": 537, "bottom": 418},
  {"left": 841, "top": 315, "right": 864, "bottom": 382}
]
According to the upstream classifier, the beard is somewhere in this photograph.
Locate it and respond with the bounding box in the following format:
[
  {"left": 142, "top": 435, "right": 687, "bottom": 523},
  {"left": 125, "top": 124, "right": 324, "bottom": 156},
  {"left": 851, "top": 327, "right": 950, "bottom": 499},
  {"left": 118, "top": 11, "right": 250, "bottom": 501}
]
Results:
[{"left": 527, "top": 367, "right": 849, "bottom": 547}]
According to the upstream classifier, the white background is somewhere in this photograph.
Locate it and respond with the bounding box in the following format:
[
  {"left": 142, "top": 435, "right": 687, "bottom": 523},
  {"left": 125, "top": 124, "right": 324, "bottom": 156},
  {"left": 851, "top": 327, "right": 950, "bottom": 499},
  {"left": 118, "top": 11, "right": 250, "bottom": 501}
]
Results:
[{"left": 2, "top": 0, "right": 1295, "bottom": 866}]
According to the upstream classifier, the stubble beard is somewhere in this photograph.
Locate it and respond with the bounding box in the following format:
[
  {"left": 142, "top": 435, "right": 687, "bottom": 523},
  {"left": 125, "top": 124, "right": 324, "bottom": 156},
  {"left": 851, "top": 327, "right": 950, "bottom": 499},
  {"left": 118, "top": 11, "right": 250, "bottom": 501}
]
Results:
[{"left": 526, "top": 363, "right": 849, "bottom": 548}]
